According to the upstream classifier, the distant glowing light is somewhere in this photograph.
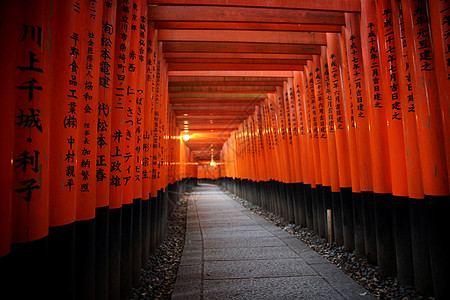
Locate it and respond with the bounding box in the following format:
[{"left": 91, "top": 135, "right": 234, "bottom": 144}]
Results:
[{"left": 183, "top": 134, "right": 190, "bottom": 141}]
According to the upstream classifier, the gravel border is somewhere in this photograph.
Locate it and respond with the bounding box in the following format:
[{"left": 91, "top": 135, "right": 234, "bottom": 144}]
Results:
[{"left": 224, "top": 190, "right": 435, "bottom": 300}]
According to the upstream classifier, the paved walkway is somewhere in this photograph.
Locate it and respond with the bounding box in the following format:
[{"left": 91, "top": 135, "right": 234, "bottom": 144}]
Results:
[{"left": 172, "top": 184, "right": 376, "bottom": 300}]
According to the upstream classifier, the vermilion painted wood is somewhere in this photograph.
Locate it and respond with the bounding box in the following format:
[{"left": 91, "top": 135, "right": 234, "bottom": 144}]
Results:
[
  {"left": 148, "top": 6, "right": 345, "bottom": 25},
  {"left": 169, "top": 86, "right": 277, "bottom": 92},
  {"left": 168, "top": 71, "right": 293, "bottom": 77},
  {"left": 158, "top": 30, "right": 327, "bottom": 45},
  {"left": 76, "top": 0, "right": 103, "bottom": 220},
  {"left": 168, "top": 63, "right": 303, "bottom": 71},
  {"left": 166, "top": 58, "right": 308, "bottom": 65},
  {"left": 343, "top": 13, "right": 373, "bottom": 193},
  {"left": 154, "top": 21, "right": 342, "bottom": 32},
  {"left": 389, "top": 0, "right": 423, "bottom": 199},
  {"left": 163, "top": 42, "right": 321, "bottom": 54},
  {"left": 165, "top": 53, "right": 313, "bottom": 60},
  {"left": 147, "top": 0, "right": 361, "bottom": 13}
]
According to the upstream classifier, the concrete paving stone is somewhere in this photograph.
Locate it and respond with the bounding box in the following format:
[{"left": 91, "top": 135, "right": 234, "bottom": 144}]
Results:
[
  {"left": 179, "top": 249, "right": 202, "bottom": 266},
  {"left": 279, "top": 236, "right": 315, "bottom": 254},
  {"left": 204, "top": 258, "right": 316, "bottom": 279},
  {"left": 174, "top": 264, "right": 202, "bottom": 282},
  {"left": 261, "top": 226, "right": 294, "bottom": 238},
  {"left": 183, "top": 239, "right": 203, "bottom": 250},
  {"left": 185, "top": 232, "right": 203, "bottom": 241},
  {"left": 299, "top": 249, "right": 330, "bottom": 265},
  {"left": 199, "top": 220, "right": 257, "bottom": 227},
  {"left": 203, "top": 236, "right": 282, "bottom": 249},
  {"left": 204, "top": 246, "right": 298, "bottom": 261},
  {"left": 171, "top": 287, "right": 201, "bottom": 300},
  {"left": 200, "top": 224, "right": 264, "bottom": 233},
  {"left": 203, "top": 276, "right": 343, "bottom": 300},
  {"left": 202, "top": 229, "right": 273, "bottom": 239},
  {"left": 197, "top": 214, "right": 251, "bottom": 220},
  {"left": 310, "top": 263, "right": 377, "bottom": 299}
]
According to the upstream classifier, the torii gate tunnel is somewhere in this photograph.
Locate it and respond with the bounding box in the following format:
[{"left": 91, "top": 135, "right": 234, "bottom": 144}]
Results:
[{"left": 0, "top": 0, "right": 449, "bottom": 299}]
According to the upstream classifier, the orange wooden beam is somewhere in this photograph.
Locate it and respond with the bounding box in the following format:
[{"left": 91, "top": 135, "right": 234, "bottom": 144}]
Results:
[
  {"left": 170, "top": 92, "right": 267, "bottom": 98},
  {"left": 154, "top": 21, "right": 342, "bottom": 32},
  {"left": 158, "top": 30, "right": 327, "bottom": 44},
  {"left": 148, "top": 6, "right": 345, "bottom": 25},
  {"left": 164, "top": 53, "right": 313, "bottom": 60},
  {"left": 166, "top": 58, "right": 308, "bottom": 65},
  {"left": 169, "top": 86, "right": 277, "bottom": 92},
  {"left": 169, "top": 75, "right": 285, "bottom": 82},
  {"left": 147, "top": 1, "right": 361, "bottom": 13},
  {"left": 169, "top": 80, "right": 284, "bottom": 87},
  {"left": 168, "top": 63, "right": 303, "bottom": 71},
  {"left": 168, "top": 71, "right": 293, "bottom": 77},
  {"left": 163, "top": 42, "right": 321, "bottom": 54}
]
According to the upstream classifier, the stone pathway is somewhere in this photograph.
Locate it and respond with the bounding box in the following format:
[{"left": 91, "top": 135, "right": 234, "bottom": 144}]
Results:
[{"left": 172, "top": 184, "right": 376, "bottom": 300}]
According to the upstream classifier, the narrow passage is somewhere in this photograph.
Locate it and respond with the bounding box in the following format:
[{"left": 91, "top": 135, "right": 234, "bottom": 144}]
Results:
[{"left": 172, "top": 184, "right": 375, "bottom": 299}]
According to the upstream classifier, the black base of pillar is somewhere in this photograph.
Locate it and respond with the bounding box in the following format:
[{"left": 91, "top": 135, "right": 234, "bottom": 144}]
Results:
[
  {"left": 361, "top": 191, "right": 377, "bottom": 264},
  {"left": 95, "top": 206, "right": 109, "bottom": 300},
  {"left": 311, "top": 186, "right": 318, "bottom": 234},
  {"left": 317, "top": 185, "right": 326, "bottom": 238},
  {"left": 332, "top": 191, "right": 344, "bottom": 246},
  {"left": 132, "top": 198, "right": 142, "bottom": 288},
  {"left": 353, "top": 192, "right": 365, "bottom": 258},
  {"left": 374, "top": 193, "right": 396, "bottom": 278},
  {"left": 286, "top": 183, "right": 295, "bottom": 223},
  {"left": 392, "top": 196, "right": 414, "bottom": 286},
  {"left": 409, "top": 197, "right": 433, "bottom": 296},
  {"left": 322, "top": 186, "right": 332, "bottom": 241},
  {"left": 109, "top": 208, "right": 122, "bottom": 300},
  {"left": 75, "top": 218, "right": 96, "bottom": 300},
  {"left": 296, "top": 183, "right": 307, "bottom": 228},
  {"left": 341, "top": 187, "right": 354, "bottom": 251},
  {"left": 120, "top": 203, "right": 133, "bottom": 300},
  {"left": 304, "top": 184, "right": 313, "bottom": 230},
  {"left": 49, "top": 222, "right": 76, "bottom": 300},
  {"left": 426, "top": 195, "right": 450, "bottom": 300},
  {"left": 150, "top": 196, "right": 158, "bottom": 254},
  {"left": 142, "top": 198, "right": 150, "bottom": 267},
  {"left": 4, "top": 236, "right": 49, "bottom": 299}
]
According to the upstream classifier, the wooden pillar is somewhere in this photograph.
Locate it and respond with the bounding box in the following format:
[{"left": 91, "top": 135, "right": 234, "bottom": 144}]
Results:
[{"left": 401, "top": 0, "right": 450, "bottom": 297}]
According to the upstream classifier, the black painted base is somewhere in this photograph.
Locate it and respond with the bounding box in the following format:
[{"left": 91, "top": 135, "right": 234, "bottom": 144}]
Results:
[
  {"left": 392, "top": 196, "right": 414, "bottom": 286},
  {"left": 322, "top": 186, "right": 332, "bottom": 241},
  {"left": 361, "top": 191, "right": 377, "bottom": 264},
  {"left": 142, "top": 198, "right": 150, "bottom": 267},
  {"left": 304, "top": 184, "right": 313, "bottom": 230},
  {"left": 311, "top": 186, "right": 318, "bottom": 234},
  {"left": 132, "top": 198, "right": 142, "bottom": 287},
  {"left": 332, "top": 191, "right": 344, "bottom": 246},
  {"left": 95, "top": 206, "right": 109, "bottom": 300},
  {"left": 353, "top": 192, "right": 365, "bottom": 258},
  {"left": 150, "top": 196, "right": 158, "bottom": 254},
  {"left": 109, "top": 207, "right": 122, "bottom": 300},
  {"left": 374, "top": 193, "right": 396, "bottom": 278},
  {"left": 296, "top": 183, "right": 307, "bottom": 228},
  {"left": 316, "top": 185, "right": 325, "bottom": 238},
  {"left": 49, "top": 222, "right": 76, "bottom": 300},
  {"left": 5, "top": 236, "right": 49, "bottom": 299},
  {"left": 426, "top": 195, "right": 450, "bottom": 299},
  {"left": 120, "top": 203, "right": 133, "bottom": 299},
  {"left": 75, "top": 218, "right": 96, "bottom": 300},
  {"left": 341, "top": 187, "right": 354, "bottom": 252}
]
